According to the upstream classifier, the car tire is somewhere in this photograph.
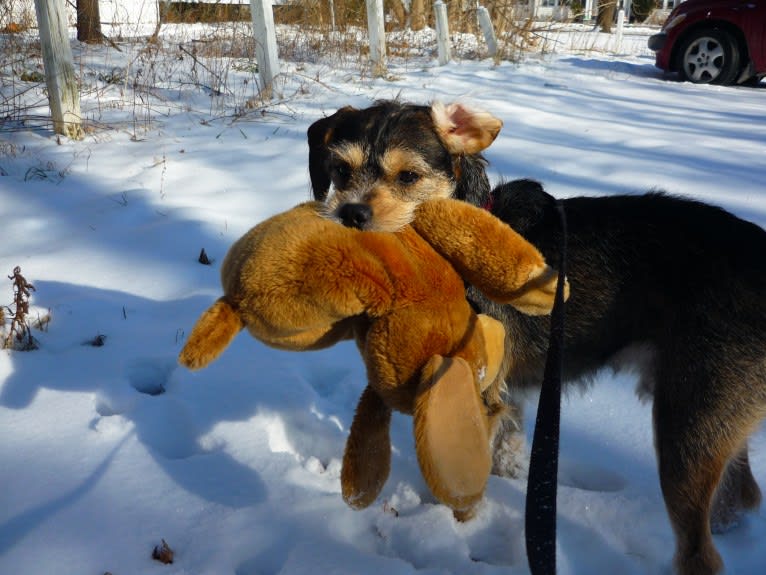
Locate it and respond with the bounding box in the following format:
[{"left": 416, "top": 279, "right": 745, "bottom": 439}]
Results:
[{"left": 677, "top": 28, "right": 740, "bottom": 85}]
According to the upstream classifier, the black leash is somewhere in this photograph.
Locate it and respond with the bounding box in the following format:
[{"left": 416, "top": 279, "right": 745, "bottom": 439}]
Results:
[{"left": 525, "top": 201, "right": 567, "bottom": 575}]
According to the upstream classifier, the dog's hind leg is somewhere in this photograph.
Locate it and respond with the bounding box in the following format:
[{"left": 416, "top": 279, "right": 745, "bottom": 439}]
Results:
[
  {"left": 652, "top": 376, "right": 764, "bottom": 575},
  {"left": 654, "top": 398, "right": 725, "bottom": 574},
  {"left": 711, "top": 444, "right": 763, "bottom": 532}
]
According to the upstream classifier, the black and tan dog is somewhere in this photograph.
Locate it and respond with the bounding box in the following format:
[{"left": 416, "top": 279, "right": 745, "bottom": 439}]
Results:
[
  {"left": 307, "top": 100, "right": 766, "bottom": 575},
  {"left": 308, "top": 100, "right": 501, "bottom": 230}
]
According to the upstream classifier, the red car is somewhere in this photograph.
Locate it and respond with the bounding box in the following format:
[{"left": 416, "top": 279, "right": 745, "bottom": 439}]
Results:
[{"left": 648, "top": 0, "right": 766, "bottom": 85}]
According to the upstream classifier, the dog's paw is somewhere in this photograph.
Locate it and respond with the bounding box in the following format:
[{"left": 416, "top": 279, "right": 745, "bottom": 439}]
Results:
[{"left": 491, "top": 430, "right": 529, "bottom": 479}]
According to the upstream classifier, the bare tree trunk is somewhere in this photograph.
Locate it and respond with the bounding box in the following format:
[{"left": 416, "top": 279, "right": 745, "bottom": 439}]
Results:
[
  {"left": 388, "top": 0, "right": 407, "bottom": 28},
  {"left": 447, "top": 0, "right": 472, "bottom": 33},
  {"left": 334, "top": 0, "right": 347, "bottom": 27},
  {"left": 598, "top": 1, "right": 615, "bottom": 33},
  {"left": 76, "top": 0, "right": 102, "bottom": 43},
  {"left": 411, "top": 0, "right": 425, "bottom": 30}
]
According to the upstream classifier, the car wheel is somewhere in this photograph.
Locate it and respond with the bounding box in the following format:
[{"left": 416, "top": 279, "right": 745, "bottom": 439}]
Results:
[{"left": 677, "top": 29, "right": 740, "bottom": 85}]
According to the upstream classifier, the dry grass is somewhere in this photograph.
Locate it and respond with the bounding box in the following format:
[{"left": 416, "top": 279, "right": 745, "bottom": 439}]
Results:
[
  {"left": 0, "top": 0, "right": 642, "bottom": 135},
  {"left": 2, "top": 266, "right": 38, "bottom": 351}
]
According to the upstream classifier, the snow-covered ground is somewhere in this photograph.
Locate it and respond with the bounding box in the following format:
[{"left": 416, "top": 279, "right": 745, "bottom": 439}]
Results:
[{"left": 1, "top": 21, "right": 765, "bottom": 575}]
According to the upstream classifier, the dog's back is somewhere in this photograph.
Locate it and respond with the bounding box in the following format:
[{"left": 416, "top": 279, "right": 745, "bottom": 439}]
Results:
[
  {"left": 478, "top": 179, "right": 766, "bottom": 575},
  {"left": 478, "top": 180, "right": 766, "bottom": 389}
]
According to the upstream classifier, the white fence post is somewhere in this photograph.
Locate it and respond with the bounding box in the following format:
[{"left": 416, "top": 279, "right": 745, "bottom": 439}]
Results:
[
  {"left": 477, "top": 6, "right": 497, "bottom": 58},
  {"left": 434, "top": 0, "right": 451, "bottom": 65},
  {"left": 329, "top": 0, "right": 336, "bottom": 29},
  {"left": 615, "top": 8, "right": 624, "bottom": 52},
  {"left": 623, "top": 0, "right": 633, "bottom": 23},
  {"left": 250, "top": 0, "right": 280, "bottom": 98},
  {"left": 583, "top": 0, "right": 593, "bottom": 22},
  {"left": 34, "top": 0, "right": 83, "bottom": 140},
  {"left": 366, "top": 0, "right": 386, "bottom": 76}
]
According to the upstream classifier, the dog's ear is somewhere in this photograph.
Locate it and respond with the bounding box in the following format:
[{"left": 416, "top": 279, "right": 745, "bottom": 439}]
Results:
[
  {"left": 307, "top": 106, "right": 355, "bottom": 201},
  {"left": 431, "top": 102, "right": 503, "bottom": 155}
]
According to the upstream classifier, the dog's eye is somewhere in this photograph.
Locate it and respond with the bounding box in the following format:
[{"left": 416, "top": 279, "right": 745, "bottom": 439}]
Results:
[
  {"left": 331, "top": 163, "right": 351, "bottom": 185},
  {"left": 398, "top": 171, "right": 420, "bottom": 185}
]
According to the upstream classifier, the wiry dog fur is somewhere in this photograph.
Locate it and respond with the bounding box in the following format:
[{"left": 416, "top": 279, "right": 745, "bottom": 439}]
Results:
[
  {"left": 308, "top": 100, "right": 500, "bottom": 231},
  {"left": 307, "top": 100, "right": 766, "bottom": 575}
]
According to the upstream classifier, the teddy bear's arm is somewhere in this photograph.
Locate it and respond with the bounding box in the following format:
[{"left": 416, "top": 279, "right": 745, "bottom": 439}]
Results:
[{"left": 412, "top": 198, "right": 566, "bottom": 315}]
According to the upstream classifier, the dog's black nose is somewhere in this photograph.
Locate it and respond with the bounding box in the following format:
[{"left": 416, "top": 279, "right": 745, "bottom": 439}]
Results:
[{"left": 338, "top": 203, "right": 372, "bottom": 229}]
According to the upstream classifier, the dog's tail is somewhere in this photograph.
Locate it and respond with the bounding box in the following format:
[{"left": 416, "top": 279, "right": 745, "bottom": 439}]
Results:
[{"left": 178, "top": 298, "right": 244, "bottom": 370}]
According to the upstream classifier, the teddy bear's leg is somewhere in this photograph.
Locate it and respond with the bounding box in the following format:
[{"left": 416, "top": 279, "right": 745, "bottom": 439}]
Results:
[
  {"left": 475, "top": 314, "right": 505, "bottom": 394},
  {"left": 414, "top": 355, "right": 491, "bottom": 521},
  {"left": 341, "top": 385, "right": 392, "bottom": 510},
  {"left": 472, "top": 314, "right": 512, "bottom": 448}
]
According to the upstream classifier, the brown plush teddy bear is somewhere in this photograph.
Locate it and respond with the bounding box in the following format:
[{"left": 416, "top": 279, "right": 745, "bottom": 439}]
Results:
[{"left": 179, "top": 198, "right": 563, "bottom": 520}]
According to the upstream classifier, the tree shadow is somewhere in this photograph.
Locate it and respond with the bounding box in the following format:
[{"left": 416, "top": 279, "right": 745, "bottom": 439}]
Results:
[{"left": 0, "top": 433, "right": 133, "bottom": 555}]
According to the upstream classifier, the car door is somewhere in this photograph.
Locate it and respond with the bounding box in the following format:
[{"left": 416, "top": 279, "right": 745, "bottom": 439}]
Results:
[{"left": 742, "top": 1, "right": 766, "bottom": 72}]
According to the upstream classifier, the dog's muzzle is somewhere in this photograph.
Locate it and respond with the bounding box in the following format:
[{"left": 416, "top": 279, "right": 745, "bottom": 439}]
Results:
[{"left": 339, "top": 203, "right": 372, "bottom": 229}]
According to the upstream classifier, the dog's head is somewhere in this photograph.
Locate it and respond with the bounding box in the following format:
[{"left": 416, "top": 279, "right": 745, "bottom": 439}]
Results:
[{"left": 307, "top": 100, "right": 502, "bottom": 231}]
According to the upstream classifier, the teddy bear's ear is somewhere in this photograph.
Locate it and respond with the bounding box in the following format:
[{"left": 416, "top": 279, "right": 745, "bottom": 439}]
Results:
[
  {"left": 430, "top": 102, "right": 503, "bottom": 155},
  {"left": 341, "top": 386, "right": 392, "bottom": 510},
  {"left": 414, "top": 355, "right": 491, "bottom": 521}
]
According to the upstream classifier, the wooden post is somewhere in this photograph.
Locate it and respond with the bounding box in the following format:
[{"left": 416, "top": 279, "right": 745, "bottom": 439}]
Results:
[
  {"left": 34, "top": 0, "right": 83, "bottom": 140},
  {"left": 434, "top": 0, "right": 451, "bottom": 66},
  {"left": 76, "top": 0, "right": 103, "bottom": 44},
  {"left": 366, "top": 0, "right": 386, "bottom": 76},
  {"left": 249, "top": 0, "right": 280, "bottom": 98},
  {"left": 477, "top": 6, "right": 497, "bottom": 58}
]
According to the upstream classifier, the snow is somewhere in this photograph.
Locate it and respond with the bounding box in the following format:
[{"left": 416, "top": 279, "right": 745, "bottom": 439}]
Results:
[{"left": 2, "top": 22, "right": 766, "bottom": 575}]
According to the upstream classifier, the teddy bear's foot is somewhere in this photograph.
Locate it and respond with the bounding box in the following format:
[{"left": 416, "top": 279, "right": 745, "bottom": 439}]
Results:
[
  {"left": 414, "top": 355, "right": 491, "bottom": 517},
  {"left": 452, "top": 504, "right": 480, "bottom": 522},
  {"left": 341, "top": 386, "right": 392, "bottom": 509}
]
